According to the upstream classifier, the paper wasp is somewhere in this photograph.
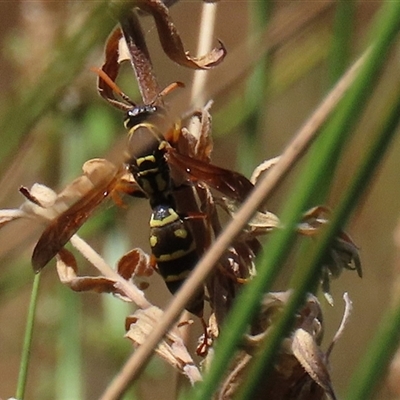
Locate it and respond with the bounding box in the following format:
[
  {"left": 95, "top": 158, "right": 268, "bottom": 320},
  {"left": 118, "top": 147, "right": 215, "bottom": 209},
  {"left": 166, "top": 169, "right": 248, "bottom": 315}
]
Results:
[
  {"left": 30, "top": 20, "right": 360, "bottom": 326},
  {"left": 31, "top": 64, "right": 256, "bottom": 320}
]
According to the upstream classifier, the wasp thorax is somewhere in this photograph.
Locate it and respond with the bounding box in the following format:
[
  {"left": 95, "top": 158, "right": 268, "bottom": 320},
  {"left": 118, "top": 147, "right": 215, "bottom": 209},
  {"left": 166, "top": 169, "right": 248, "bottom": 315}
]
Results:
[{"left": 127, "top": 125, "right": 163, "bottom": 162}]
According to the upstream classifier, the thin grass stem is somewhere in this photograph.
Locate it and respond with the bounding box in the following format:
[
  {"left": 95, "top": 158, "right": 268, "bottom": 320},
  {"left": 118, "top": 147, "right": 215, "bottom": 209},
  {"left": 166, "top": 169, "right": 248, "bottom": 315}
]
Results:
[{"left": 15, "top": 273, "right": 41, "bottom": 400}]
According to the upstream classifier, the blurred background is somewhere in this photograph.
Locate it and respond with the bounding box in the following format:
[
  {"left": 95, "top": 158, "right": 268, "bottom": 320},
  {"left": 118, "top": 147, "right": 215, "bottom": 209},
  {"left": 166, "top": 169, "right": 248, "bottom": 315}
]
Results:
[{"left": 0, "top": 1, "right": 399, "bottom": 399}]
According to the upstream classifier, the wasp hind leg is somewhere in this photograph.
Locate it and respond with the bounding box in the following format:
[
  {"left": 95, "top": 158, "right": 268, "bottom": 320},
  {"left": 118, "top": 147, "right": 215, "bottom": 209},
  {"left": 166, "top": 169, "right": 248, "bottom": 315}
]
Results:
[{"left": 196, "top": 317, "right": 213, "bottom": 357}]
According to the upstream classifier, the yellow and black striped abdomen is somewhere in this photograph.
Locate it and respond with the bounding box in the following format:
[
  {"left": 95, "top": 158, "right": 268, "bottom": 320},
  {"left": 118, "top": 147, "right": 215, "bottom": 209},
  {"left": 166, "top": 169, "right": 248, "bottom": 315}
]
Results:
[{"left": 149, "top": 205, "right": 203, "bottom": 316}]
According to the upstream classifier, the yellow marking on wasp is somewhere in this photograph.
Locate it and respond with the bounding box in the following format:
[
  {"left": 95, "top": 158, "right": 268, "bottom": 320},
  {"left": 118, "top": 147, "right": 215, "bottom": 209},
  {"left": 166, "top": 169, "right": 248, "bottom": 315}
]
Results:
[
  {"left": 150, "top": 235, "right": 158, "bottom": 247},
  {"left": 150, "top": 208, "right": 179, "bottom": 227},
  {"left": 156, "top": 242, "right": 196, "bottom": 261},
  {"left": 158, "top": 141, "right": 168, "bottom": 151},
  {"left": 138, "top": 167, "right": 159, "bottom": 176},
  {"left": 164, "top": 270, "right": 191, "bottom": 282},
  {"left": 174, "top": 228, "right": 188, "bottom": 239},
  {"left": 137, "top": 155, "right": 156, "bottom": 167},
  {"left": 128, "top": 122, "right": 159, "bottom": 137}
]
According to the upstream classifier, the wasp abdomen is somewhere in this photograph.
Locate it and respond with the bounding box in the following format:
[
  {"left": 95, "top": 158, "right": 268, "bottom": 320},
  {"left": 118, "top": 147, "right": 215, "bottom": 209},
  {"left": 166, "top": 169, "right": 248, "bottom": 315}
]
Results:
[{"left": 149, "top": 205, "right": 204, "bottom": 316}]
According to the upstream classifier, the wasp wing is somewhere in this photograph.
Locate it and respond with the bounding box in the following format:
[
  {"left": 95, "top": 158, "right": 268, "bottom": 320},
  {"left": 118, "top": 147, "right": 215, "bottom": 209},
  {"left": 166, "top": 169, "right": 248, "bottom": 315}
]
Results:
[
  {"left": 31, "top": 171, "right": 123, "bottom": 273},
  {"left": 166, "top": 148, "right": 254, "bottom": 203}
]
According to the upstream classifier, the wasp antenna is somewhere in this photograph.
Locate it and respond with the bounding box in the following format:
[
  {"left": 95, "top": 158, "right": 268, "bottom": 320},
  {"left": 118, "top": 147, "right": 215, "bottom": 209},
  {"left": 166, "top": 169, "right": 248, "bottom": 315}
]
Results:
[
  {"left": 90, "top": 67, "right": 136, "bottom": 107},
  {"left": 155, "top": 81, "right": 185, "bottom": 103}
]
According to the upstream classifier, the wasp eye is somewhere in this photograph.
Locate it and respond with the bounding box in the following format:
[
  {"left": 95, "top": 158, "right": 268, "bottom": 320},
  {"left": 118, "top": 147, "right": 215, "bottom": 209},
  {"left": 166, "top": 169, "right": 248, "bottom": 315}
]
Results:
[{"left": 124, "top": 105, "right": 158, "bottom": 129}]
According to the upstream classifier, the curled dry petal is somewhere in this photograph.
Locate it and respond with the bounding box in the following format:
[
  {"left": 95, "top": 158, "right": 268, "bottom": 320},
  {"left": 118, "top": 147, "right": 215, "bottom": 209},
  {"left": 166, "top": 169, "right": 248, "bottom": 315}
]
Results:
[
  {"left": 297, "top": 206, "right": 330, "bottom": 236},
  {"left": 250, "top": 156, "right": 281, "bottom": 185},
  {"left": 320, "top": 235, "right": 361, "bottom": 304},
  {"left": 20, "top": 184, "right": 61, "bottom": 222},
  {"left": 0, "top": 183, "right": 71, "bottom": 231},
  {"left": 125, "top": 307, "right": 202, "bottom": 383},
  {"left": 134, "top": 0, "right": 226, "bottom": 69},
  {"left": 22, "top": 183, "right": 58, "bottom": 208},
  {"left": 117, "top": 248, "right": 153, "bottom": 279},
  {"left": 0, "top": 209, "right": 28, "bottom": 227},
  {"left": 179, "top": 102, "right": 214, "bottom": 160},
  {"left": 97, "top": 27, "right": 128, "bottom": 107},
  {"left": 56, "top": 247, "right": 129, "bottom": 299},
  {"left": 292, "top": 328, "right": 337, "bottom": 400},
  {"left": 218, "top": 196, "right": 280, "bottom": 235},
  {"left": 290, "top": 293, "right": 351, "bottom": 400},
  {"left": 298, "top": 207, "right": 361, "bottom": 276},
  {"left": 326, "top": 292, "right": 353, "bottom": 357},
  {"left": 296, "top": 206, "right": 362, "bottom": 303}
]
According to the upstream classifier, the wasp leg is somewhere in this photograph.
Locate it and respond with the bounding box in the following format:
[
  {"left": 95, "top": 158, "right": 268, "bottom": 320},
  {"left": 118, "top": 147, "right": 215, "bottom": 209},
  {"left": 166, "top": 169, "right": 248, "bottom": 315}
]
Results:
[{"left": 196, "top": 317, "right": 212, "bottom": 357}]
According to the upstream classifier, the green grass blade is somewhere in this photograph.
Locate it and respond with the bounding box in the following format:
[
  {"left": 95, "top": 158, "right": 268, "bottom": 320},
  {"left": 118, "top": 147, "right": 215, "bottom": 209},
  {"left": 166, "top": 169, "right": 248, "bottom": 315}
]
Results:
[
  {"left": 55, "top": 288, "right": 84, "bottom": 400},
  {"left": 329, "top": 0, "right": 355, "bottom": 85},
  {"left": 15, "top": 273, "right": 41, "bottom": 400}
]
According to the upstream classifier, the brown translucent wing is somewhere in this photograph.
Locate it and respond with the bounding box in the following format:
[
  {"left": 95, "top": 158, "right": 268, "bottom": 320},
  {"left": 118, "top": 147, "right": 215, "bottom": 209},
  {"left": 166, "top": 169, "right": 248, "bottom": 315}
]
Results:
[
  {"left": 166, "top": 148, "right": 254, "bottom": 203},
  {"left": 31, "top": 174, "right": 121, "bottom": 273}
]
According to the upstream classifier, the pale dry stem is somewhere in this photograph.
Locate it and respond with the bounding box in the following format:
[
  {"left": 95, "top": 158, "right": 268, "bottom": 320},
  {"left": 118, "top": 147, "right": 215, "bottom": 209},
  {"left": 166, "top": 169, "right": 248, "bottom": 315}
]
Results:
[
  {"left": 190, "top": 2, "right": 218, "bottom": 110},
  {"left": 177, "top": 2, "right": 218, "bottom": 395},
  {"left": 69, "top": 234, "right": 151, "bottom": 309}
]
